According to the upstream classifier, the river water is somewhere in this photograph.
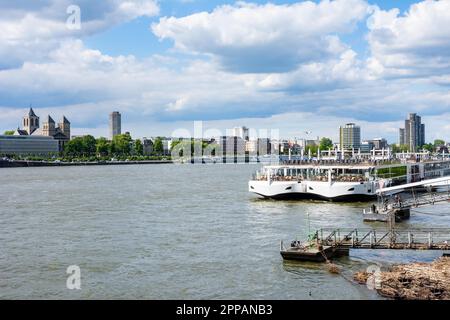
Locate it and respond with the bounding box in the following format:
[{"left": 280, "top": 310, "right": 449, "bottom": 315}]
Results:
[{"left": 1, "top": 164, "right": 449, "bottom": 299}]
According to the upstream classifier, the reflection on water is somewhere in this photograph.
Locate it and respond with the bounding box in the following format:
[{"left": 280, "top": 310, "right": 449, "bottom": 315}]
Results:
[{"left": 0, "top": 164, "right": 449, "bottom": 299}]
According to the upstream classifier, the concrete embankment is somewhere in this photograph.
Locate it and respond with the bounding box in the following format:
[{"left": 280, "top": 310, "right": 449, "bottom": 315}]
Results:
[
  {"left": 0, "top": 159, "right": 172, "bottom": 168},
  {"left": 354, "top": 257, "right": 450, "bottom": 300}
]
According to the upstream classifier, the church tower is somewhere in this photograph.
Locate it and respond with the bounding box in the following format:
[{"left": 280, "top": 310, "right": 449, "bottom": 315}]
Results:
[
  {"left": 23, "top": 108, "right": 39, "bottom": 135},
  {"left": 58, "top": 116, "right": 71, "bottom": 139},
  {"left": 42, "top": 115, "right": 56, "bottom": 136}
]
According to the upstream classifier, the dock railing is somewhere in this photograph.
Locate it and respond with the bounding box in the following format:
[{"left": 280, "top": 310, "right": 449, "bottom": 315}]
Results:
[{"left": 316, "top": 228, "right": 450, "bottom": 250}]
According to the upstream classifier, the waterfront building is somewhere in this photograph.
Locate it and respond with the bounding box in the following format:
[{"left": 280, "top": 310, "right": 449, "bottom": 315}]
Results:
[
  {"left": 245, "top": 140, "right": 257, "bottom": 153},
  {"left": 364, "top": 138, "right": 388, "bottom": 151},
  {"left": 142, "top": 138, "right": 154, "bottom": 155},
  {"left": 0, "top": 135, "right": 59, "bottom": 155},
  {"left": 15, "top": 108, "right": 70, "bottom": 152},
  {"left": 109, "top": 111, "right": 121, "bottom": 139},
  {"left": 274, "top": 140, "right": 290, "bottom": 154},
  {"left": 401, "top": 113, "right": 425, "bottom": 152},
  {"left": 218, "top": 136, "right": 246, "bottom": 156},
  {"left": 372, "top": 138, "right": 388, "bottom": 149},
  {"left": 256, "top": 138, "right": 272, "bottom": 156},
  {"left": 232, "top": 126, "right": 249, "bottom": 141},
  {"left": 339, "top": 123, "right": 361, "bottom": 151},
  {"left": 297, "top": 137, "right": 320, "bottom": 149},
  {"left": 360, "top": 141, "right": 372, "bottom": 153}
]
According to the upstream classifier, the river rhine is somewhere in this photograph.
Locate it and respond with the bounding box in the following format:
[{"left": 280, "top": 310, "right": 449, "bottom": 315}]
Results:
[{"left": 1, "top": 164, "right": 449, "bottom": 299}]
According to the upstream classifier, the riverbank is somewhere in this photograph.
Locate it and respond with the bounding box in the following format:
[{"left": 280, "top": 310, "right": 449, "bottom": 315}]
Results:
[
  {"left": 354, "top": 256, "right": 450, "bottom": 300},
  {"left": 0, "top": 159, "right": 172, "bottom": 168}
]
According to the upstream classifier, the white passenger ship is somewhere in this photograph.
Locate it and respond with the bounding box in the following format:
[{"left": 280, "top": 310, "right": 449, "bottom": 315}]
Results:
[{"left": 249, "top": 158, "right": 450, "bottom": 201}]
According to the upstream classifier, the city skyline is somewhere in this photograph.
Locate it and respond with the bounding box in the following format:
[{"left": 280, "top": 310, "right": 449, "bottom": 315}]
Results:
[
  {"left": 1, "top": 1, "right": 450, "bottom": 142},
  {"left": 5, "top": 107, "right": 447, "bottom": 148}
]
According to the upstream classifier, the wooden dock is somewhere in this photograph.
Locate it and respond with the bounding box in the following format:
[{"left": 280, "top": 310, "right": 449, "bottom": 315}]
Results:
[{"left": 281, "top": 228, "right": 450, "bottom": 261}]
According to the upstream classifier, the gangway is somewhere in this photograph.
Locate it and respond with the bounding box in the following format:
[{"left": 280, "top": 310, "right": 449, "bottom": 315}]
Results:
[{"left": 363, "top": 176, "right": 450, "bottom": 223}]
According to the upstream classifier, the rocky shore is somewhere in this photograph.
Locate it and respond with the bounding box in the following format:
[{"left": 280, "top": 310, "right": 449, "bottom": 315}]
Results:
[{"left": 354, "top": 257, "right": 450, "bottom": 300}]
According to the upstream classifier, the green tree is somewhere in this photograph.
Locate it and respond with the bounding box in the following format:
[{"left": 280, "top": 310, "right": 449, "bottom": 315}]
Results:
[
  {"left": 392, "top": 144, "right": 409, "bottom": 153},
  {"left": 64, "top": 137, "right": 84, "bottom": 156},
  {"left": 96, "top": 137, "right": 111, "bottom": 156},
  {"left": 82, "top": 135, "right": 97, "bottom": 156},
  {"left": 170, "top": 139, "right": 181, "bottom": 151},
  {"left": 112, "top": 133, "right": 132, "bottom": 155},
  {"left": 422, "top": 143, "right": 434, "bottom": 152},
  {"left": 64, "top": 135, "right": 97, "bottom": 157},
  {"left": 3, "top": 130, "right": 15, "bottom": 135},
  {"left": 134, "top": 139, "right": 143, "bottom": 156},
  {"left": 305, "top": 145, "right": 319, "bottom": 157},
  {"left": 319, "top": 137, "right": 333, "bottom": 151},
  {"left": 434, "top": 139, "right": 445, "bottom": 147},
  {"left": 153, "top": 137, "right": 164, "bottom": 155}
]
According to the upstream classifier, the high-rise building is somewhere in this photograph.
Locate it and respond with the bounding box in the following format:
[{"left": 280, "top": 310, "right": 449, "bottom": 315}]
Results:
[
  {"left": 339, "top": 123, "right": 361, "bottom": 151},
  {"left": 399, "top": 128, "right": 405, "bottom": 146},
  {"left": 402, "top": 113, "right": 425, "bottom": 152},
  {"left": 109, "top": 111, "right": 121, "bottom": 139},
  {"left": 231, "top": 126, "right": 249, "bottom": 141}
]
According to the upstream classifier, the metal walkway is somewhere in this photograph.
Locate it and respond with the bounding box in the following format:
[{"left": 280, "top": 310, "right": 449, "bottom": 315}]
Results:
[
  {"left": 375, "top": 192, "right": 450, "bottom": 214},
  {"left": 315, "top": 228, "right": 450, "bottom": 250}
]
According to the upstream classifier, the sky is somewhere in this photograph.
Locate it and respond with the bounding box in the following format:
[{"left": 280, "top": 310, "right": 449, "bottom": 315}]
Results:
[{"left": 0, "top": 0, "right": 450, "bottom": 143}]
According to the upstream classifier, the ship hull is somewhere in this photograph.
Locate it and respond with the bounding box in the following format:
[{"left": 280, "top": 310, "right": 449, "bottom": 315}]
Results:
[
  {"left": 249, "top": 180, "right": 377, "bottom": 202},
  {"left": 256, "top": 192, "right": 376, "bottom": 202}
]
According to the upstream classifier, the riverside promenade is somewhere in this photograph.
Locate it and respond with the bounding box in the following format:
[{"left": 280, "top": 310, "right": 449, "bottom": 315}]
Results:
[{"left": 0, "top": 159, "right": 172, "bottom": 168}]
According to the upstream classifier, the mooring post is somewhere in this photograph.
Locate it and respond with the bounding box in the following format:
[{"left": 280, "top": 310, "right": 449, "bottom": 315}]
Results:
[
  {"left": 408, "top": 232, "right": 411, "bottom": 248},
  {"left": 428, "top": 232, "right": 432, "bottom": 249}
]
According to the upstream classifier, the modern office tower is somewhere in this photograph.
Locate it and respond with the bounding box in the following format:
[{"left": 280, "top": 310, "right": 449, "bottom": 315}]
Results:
[
  {"left": 232, "top": 126, "right": 249, "bottom": 141},
  {"left": 403, "top": 113, "right": 425, "bottom": 152},
  {"left": 109, "top": 111, "right": 121, "bottom": 139},
  {"left": 399, "top": 128, "right": 405, "bottom": 146},
  {"left": 339, "top": 123, "right": 361, "bottom": 151}
]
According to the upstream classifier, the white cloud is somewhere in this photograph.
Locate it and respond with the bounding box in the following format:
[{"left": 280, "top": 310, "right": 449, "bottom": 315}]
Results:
[
  {"left": 253, "top": 48, "right": 368, "bottom": 91},
  {"left": 0, "top": 0, "right": 159, "bottom": 69},
  {"left": 152, "top": 0, "right": 371, "bottom": 73},
  {"left": 2, "top": 0, "right": 450, "bottom": 145},
  {"left": 367, "top": 0, "right": 450, "bottom": 79}
]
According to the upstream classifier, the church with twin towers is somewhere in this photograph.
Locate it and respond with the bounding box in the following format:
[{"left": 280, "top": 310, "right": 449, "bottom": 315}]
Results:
[{"left": 15, "top": 108, "right": 71, "bottom": 152}]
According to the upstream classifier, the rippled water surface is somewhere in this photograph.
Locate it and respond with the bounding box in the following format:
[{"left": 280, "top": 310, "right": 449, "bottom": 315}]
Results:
[{"left": 1, "top": 164, "right": 449, "bottom": 299}]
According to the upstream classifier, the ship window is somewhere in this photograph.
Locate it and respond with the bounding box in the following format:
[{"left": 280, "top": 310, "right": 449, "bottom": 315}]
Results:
[
  {"left": 285, "top": 186, "right": 292, "bottom": 190},
  {"left": 250, "top": 186, "right": 254, "bottom": 189},
  {"left": 347, "top": 188, "right": 355, "bottom": 191},
  {"left": 309, "top": 187, "right": 314, "bottom": 190}
]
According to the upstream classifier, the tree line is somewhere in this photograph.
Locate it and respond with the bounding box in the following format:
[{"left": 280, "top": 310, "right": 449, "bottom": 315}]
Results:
[{"left": 63, "top": 134, "right": 165, "bottom": 158}]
